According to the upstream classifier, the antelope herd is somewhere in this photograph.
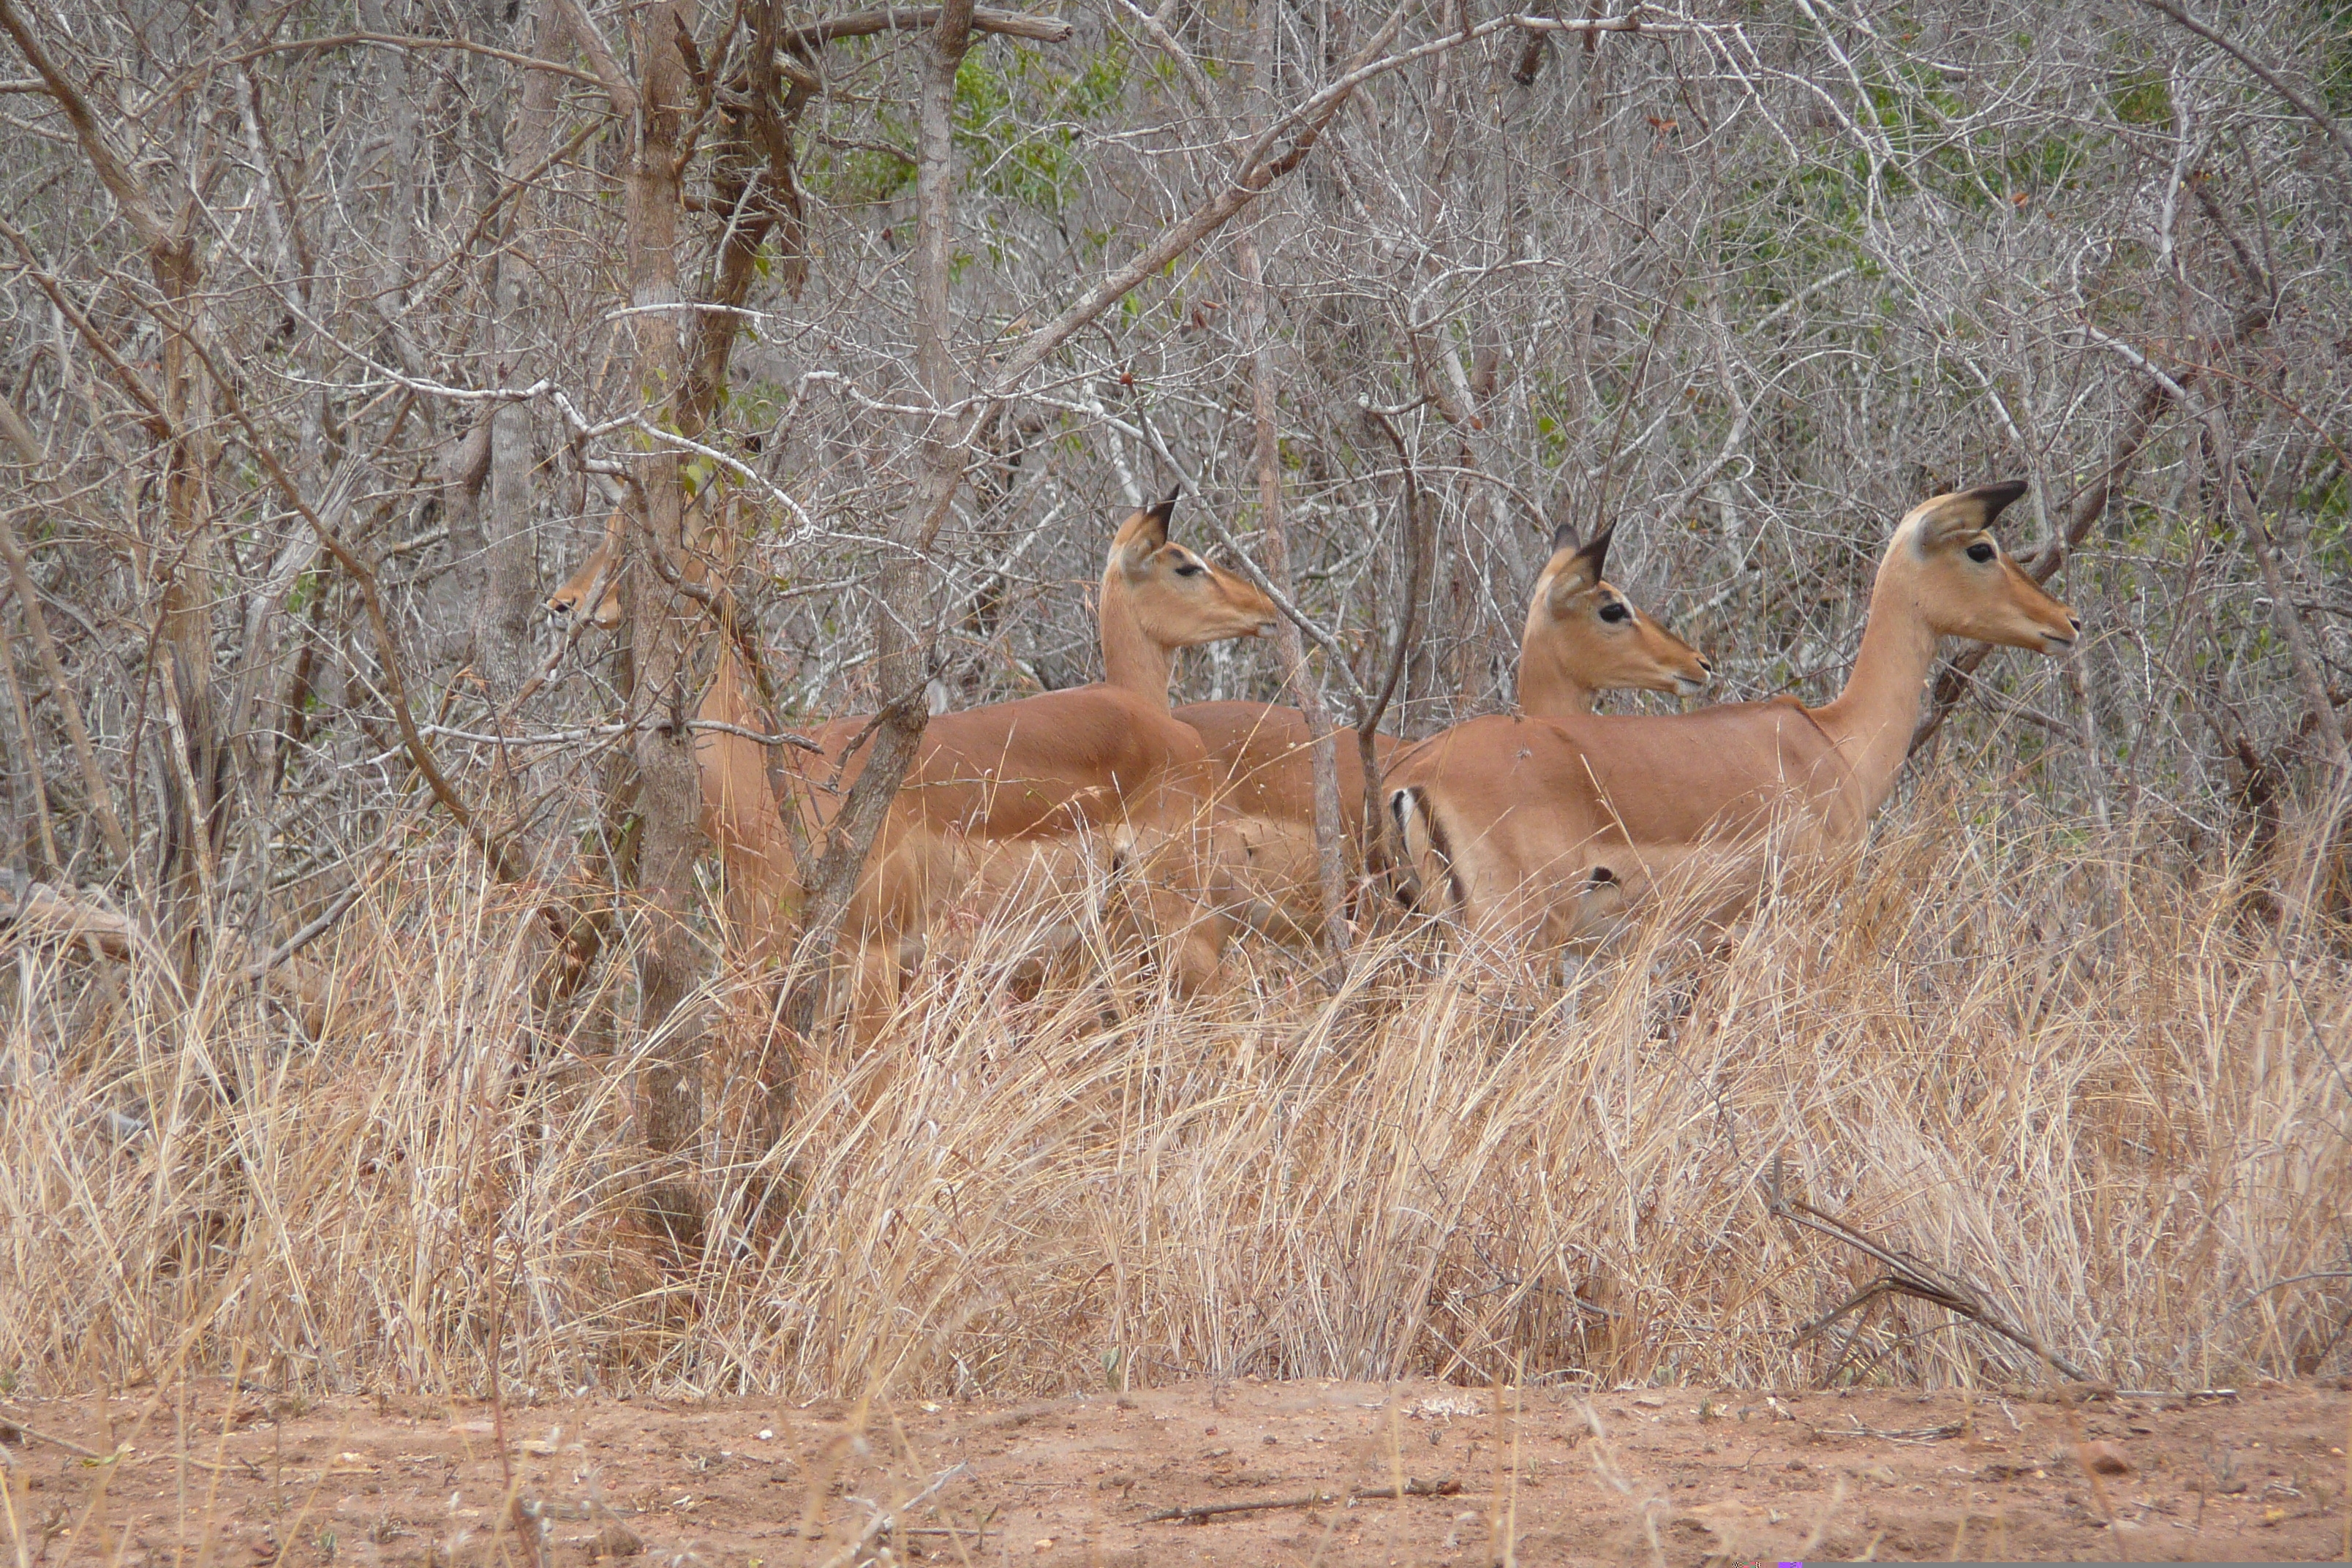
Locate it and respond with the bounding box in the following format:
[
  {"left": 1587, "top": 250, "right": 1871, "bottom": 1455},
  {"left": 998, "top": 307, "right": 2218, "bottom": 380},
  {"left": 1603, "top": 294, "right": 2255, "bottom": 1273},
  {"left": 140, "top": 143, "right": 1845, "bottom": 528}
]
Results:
[{"left": 549, "top": 480, "right": 2077, "bottom": 1019}]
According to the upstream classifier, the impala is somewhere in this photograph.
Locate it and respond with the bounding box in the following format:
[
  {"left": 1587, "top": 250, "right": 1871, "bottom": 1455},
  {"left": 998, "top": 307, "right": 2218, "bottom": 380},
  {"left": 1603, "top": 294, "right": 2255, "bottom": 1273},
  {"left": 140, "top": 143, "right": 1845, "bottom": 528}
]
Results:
[
  {"left": 549, "top": 496, "right": 1278, "bottom": 1018},
  {"left": 1176, "top": 523, "right": 1711, "bottom": 944},
  {"left": 1386, "top": 482, "right": 2080, "bottom": 953}
]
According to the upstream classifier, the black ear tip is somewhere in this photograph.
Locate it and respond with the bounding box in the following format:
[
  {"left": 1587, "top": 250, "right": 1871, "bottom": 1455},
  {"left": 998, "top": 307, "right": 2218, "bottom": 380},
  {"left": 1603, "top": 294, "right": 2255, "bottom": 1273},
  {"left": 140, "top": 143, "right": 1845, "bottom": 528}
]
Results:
[
  {"left": 1150, "top": 487, "right": 1180, "bottom": 522},
  {"left": 1550, "top": 519, "right": 1580, "bottom": 555},
  {"left": 1970, "top": 479, "right": 2029, "bottom": 519},
  {"left": 1577, "top": 521, "right": 1616, "bottom": 568}
]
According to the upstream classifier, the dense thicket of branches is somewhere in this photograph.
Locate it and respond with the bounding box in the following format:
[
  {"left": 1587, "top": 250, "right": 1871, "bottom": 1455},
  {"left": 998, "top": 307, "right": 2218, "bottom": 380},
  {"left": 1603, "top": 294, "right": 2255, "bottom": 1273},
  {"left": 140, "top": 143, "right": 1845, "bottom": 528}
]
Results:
[{"left": 1, "top": 0, "right": 2345, "bottom": 1001}]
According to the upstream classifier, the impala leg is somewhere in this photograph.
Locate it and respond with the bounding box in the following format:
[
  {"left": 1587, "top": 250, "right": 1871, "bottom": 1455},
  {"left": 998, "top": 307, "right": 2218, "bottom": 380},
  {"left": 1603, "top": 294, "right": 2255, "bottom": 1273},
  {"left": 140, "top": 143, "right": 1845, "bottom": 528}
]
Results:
[
  {"left": 1001, "top": 837, "right": 1096, "bottom": 981},
  {"left": 1222, "top": 815, "right": 1327, "bottom": 951},
  {"left": 1178, "top": 801, "right": 1259, "bottom": 992},
  {"left": 1164, "top": 900, "right": 1234, "bottom": 995},
  {"left": 1119, "top": 877, "right": 1229, "bottom": 995},
  {"left": 838, "top": 935, "right": 906, "bottom": 1044},
  {"left": 1567, "top": 864, "right": 1634, "bottom": 952},
  {"left": 1101, "top": 810, "right": 1235, "bottom": 996}
]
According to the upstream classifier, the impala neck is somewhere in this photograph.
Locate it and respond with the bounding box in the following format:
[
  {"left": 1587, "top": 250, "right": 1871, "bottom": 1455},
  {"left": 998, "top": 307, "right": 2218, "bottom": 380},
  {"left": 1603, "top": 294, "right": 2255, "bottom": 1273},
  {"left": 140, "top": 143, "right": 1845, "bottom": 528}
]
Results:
[
  {"left": 1515, "top": 627, "right": 1594, "bottom": 718},
  {"left": 709, "top": 647, "right": 754, "bottom": 722},
  {"left": 1098, "top": 563, "right": 1175, "bottom": 711},
  {"left": 1808, "top": 549, "right": 1942, "bottom": 818}
]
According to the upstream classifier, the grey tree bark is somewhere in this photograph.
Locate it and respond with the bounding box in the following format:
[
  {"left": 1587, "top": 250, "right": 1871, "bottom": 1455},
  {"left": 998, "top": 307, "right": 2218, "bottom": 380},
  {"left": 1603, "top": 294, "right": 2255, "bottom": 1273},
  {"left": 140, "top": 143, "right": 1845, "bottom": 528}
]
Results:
[
  {"left": 1237, "top": 230, "right": 1348, "bottom": 965},
  {"left": 780, "top": 0, "right": 976, "bottom": 1037}
]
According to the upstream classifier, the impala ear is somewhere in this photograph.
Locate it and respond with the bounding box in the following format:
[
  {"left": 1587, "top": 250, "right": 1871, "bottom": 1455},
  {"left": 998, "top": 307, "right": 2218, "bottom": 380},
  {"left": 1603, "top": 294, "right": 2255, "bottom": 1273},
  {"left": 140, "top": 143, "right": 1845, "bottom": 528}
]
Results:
[
  {"left": 1915, "top": 480, "right": 2029, "bottom": 547},
  {"left": 1548, "top": 521, "right": 1611, "bottom": 605},
  {"left": 1550, "top": 519, "right": 1580, "bottom": 557},
  {"left": 1964, "top": 478, "right": 2029, "bottom": 525},
  {"left": 1572, "top": 521, "right": 1614, "bottom": 581},
  {"left": 1116, "top": 494, "right": 1175, "bottom": 578}
]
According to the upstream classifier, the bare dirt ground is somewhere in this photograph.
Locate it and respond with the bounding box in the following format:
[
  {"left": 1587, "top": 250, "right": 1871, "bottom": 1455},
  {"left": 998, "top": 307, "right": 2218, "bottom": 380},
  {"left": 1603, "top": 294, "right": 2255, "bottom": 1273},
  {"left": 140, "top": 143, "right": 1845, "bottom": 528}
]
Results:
[{"left": 4, "top": 1377, "right": 2348, "bottom": 1564}]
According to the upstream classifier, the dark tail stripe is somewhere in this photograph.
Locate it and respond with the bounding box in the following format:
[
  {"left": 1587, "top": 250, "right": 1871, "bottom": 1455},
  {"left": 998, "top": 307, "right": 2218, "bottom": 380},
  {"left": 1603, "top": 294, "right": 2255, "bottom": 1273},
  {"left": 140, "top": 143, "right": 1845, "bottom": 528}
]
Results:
[
  {"left": 1387, "top": 788, "right": 1419, "bottom": 910},
  {"left": 1390, "top": 785, "right": 1461, "bottom": 914}
]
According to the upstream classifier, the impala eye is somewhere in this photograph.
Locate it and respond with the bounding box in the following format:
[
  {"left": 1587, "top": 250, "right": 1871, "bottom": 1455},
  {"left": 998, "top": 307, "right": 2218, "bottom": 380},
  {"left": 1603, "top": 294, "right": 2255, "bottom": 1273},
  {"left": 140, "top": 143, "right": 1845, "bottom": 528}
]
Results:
[
  {"left": 1175, "top": 561, "right": 1206, "bottom": 578},
  {"left": 1966, "top": 541, "right": 1996, "bottom": 564},
  {"left": 1598, "top": 601, "right": 1630, "bottom": 624}
]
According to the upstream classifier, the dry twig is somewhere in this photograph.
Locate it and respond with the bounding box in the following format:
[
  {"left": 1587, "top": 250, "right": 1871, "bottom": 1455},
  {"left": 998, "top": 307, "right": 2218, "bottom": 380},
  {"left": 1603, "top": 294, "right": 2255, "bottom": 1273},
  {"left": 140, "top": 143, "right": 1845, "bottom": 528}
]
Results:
[
  {"left": 1765, "top": 1153, "right": 2091, "bottom": 1384},
  {"left": 1145, "top": 1476, "right": 1462, "bottom": 1523}
]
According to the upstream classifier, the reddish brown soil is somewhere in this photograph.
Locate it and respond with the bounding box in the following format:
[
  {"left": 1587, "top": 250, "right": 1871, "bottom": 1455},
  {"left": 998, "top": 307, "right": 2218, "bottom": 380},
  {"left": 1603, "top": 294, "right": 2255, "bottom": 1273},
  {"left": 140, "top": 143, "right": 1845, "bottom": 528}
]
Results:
[{"left": 4, "top": 1377, "right": 2346, "bottom": 1564}]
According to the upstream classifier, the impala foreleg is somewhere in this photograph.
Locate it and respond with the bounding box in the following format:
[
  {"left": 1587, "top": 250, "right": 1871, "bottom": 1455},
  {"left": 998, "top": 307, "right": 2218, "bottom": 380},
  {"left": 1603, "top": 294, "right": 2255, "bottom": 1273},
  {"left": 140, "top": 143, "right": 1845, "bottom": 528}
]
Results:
[
  {"left": 1536, "top": 862, "right": 1633, "bottom": 954},
  {"left": 838, "top": 935, "right": 911, "bottom": 1041},
  {"left": 1102, "top": 810, "right": 1237, "bottom": 995}
]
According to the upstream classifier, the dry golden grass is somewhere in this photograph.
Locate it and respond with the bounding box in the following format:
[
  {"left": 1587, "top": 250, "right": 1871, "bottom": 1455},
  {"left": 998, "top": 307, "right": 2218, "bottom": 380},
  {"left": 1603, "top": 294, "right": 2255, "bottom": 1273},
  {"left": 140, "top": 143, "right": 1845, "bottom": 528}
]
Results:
[{"left": 3, "top": 786, "right": 2347, "bottom": 1410}]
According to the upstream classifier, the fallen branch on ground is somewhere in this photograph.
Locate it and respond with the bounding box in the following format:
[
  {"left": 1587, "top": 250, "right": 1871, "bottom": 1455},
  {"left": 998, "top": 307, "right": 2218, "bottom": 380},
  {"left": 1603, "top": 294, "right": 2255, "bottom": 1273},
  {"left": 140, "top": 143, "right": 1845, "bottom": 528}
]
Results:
[
  {"left": 811, "top": 1463, "right": 969, "bottom": 1568},
  {"left": 1814, "top": 1420, "right": 1965, "bottom": 1443},
  {"left": 1145, "top": 1475, "right": 1462, "bottom": 1523},
  {"left": 0, "top": 1406, "right": 113, "bottom": 1460},
  {"left": 1765, "top": 1153, "right": 2091, "bottom": 1384}
]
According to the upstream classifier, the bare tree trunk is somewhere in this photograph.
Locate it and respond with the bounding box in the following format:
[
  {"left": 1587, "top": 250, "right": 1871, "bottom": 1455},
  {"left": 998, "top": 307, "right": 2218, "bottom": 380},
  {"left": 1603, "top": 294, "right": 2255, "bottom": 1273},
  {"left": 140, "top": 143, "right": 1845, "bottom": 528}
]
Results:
[
  {"left": 478, "top": 0, "right": 565, "bottom": 723},
  {"left": 0, "top": 0, "right": 227, "bottom": 977},
  {"left": 0, "top": 392, "right": 130, "bottom": 868},
  {"left": 614, "top": 0, "right": 711, "bottom": 1239},
  {"left": 780, "top": 0, "right": 974, "bottom": 1033},
  {"left": 151, "top": 230, "right": 221, "bottom": 984},
  {"left": 1360, "top": 404, "right": 1434, "bottom": 880},
  {"left": 473, "top": 0, "right": 591, "bottom": 1036},
  {"left": 129, "top": 102, "right": 225, "bottom": 979},
  {"left": 0, "top": 610, "right": 57, "bottom": 873},
  {"left": 1236, "top": 231, "right": 1346, "bottom": 964},
  {"left": 440, "top": 418, "right": 494, "bottom": 669}
]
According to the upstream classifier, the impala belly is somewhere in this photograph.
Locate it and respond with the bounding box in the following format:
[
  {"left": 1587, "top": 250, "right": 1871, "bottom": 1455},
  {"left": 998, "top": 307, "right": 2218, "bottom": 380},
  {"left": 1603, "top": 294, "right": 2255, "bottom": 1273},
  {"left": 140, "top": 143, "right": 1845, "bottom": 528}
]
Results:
[
  {"left": 1392, "top": 702, "right": 1861, "bottom": 949},
  {"left": 1176, "top": 699, "right": 1400, "bottom": 943}
]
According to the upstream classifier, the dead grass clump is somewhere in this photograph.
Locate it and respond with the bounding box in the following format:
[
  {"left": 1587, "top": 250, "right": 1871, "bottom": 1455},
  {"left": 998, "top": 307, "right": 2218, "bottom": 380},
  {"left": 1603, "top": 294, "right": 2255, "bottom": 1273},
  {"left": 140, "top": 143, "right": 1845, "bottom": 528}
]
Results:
[{"left": 1, "top": 792, "right": 2347, "bottom": 1409}]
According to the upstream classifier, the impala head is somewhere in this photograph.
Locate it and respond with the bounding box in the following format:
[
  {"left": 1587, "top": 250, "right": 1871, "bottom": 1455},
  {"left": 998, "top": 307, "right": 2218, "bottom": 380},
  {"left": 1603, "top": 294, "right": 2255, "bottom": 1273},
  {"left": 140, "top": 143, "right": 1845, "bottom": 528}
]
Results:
[
  {"left": 546, "top": 527, "right": 624, "bottom": 630},
  {"left": 1520, "top": 522, "right": 1712, "bottom": 713},
  {"left": 1104, "top": 492, "right": 1279, "bottom": 650},
  {"left": 1891, "top": 480, "right": 2080, "bottom": 654},
  {"left": 546, "top": 497, "right": 732, "bottom": 632}
]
